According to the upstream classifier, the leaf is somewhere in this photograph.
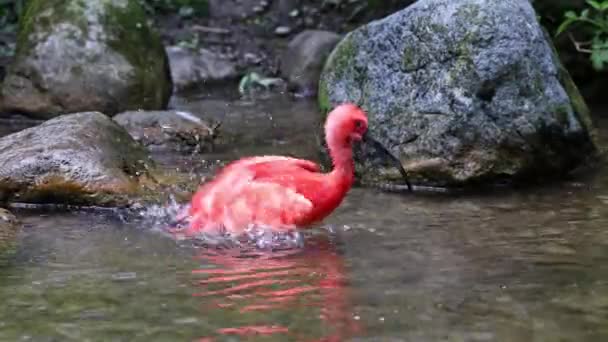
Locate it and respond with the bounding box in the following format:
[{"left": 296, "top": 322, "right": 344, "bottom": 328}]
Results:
[
  {"left": 587, "top": 0, "right": 602, "bottom": 10},
  {"left": 238, "top": 73, "right": 252, "bottom": 95},
  {"left": 581, "top": 8, "right": 590, "bottom": 19},
  {"left": 590, "top": 37, "right": 608, "bottom": 70},
  {"left": 556, "top": 17, "right": 577, "bottom": 35},
  {"left": 591, "top": 50, "right": 608, "bottom": 70},
  {"left": 564, "top": 10, "right": 578, "bottom": 20}
]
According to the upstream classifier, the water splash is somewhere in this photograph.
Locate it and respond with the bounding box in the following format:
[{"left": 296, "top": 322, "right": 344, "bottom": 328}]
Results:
[{"left": 134, "top": 196, "right": 318, "bottom": 251}]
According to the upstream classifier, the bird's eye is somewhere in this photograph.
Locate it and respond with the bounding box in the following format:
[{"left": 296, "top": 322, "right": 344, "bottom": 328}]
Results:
[{"left": 354, "top": 120, "right": 364, "bottom": 129}]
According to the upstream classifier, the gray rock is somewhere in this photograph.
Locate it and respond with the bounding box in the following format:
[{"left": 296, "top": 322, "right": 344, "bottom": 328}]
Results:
[
  {"left": 113, "top": 110, "right": 219, "bottom": 153},
  {"left": 167, "top": 46, "right": 239, "bottom": 93},
  {"left": 0, "top": 208, "right": 19, "bottom": 257},
  {"left": 319, "top": 0, "right": 597, "bottom": 187},
  {"left": 0, "top": 0, "right": 172, "bottom": 120},
  {"left": 281, "top": 30, "right": 341, "bottom": 97},
  {"left": 0, "top": 112, "right": 160, "bottom": 206},
  {"left": 275, "top": 26, "right": 292, "bottom": 36}
]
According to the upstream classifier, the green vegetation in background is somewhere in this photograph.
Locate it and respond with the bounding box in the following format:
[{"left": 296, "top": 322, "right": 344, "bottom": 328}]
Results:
[
  {"left": 0, "top": 0, "right": 208, "bottom": 57},
  {"left": 0, "top": 0, "right": 26, "bottom": 57},
  {"left": 557, "top": 0, "right": 608, "bottom": 70}
]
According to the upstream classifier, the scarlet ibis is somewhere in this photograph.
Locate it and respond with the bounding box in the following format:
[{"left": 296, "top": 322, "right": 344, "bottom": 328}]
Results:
[{"left": 176, "top": 103, "right": 410, "bottom": 237}]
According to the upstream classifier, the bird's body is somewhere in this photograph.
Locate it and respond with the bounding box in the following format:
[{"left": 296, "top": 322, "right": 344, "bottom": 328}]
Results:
[{"left": 179, "top": 104, "right": 370, "bottom": 236}]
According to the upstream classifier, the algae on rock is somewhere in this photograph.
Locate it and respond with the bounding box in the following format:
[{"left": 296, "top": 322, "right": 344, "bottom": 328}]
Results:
[
  {"left": 0, "top": 0, "right": 172, "bottom": 119},
  {"left": 0, "top": 111, "right": 162, "bottom": 207}
]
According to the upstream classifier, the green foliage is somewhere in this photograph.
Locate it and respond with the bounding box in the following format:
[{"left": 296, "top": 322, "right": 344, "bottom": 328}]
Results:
[
  {"left": 138, "top": 0, "right": 208, "bottom": 18},
  {"left": 557, "top": 0, "right": 608, "bottom": 70},
  {"left": 0, "top": 0, "right": 26, "bottom": 57}
]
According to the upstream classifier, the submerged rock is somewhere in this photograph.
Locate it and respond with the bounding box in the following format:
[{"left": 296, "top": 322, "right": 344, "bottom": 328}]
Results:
[
  {"left": 0, "top": 208, "right": 20, "bottom": 257},
  {"left": 0, "top": 0, "right": 172, "bottom": 119},
  {"left": 281, "top": 30, "right": 341, "bottom": 97},
  {"left": 319, "top": 0, "right": 597, "bottom": 187},
  {"left": 166, "top": 46, "right": 239, "bottom": 93},
  {"left": 113, "top": 110, "right": 219, "bottom": 153},
  {"left": 0, "top": 112, "right": 160, "bottom": 206}
]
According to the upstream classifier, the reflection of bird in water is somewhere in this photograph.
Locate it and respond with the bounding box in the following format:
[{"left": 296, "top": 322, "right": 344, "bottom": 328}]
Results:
[{"left": 191, "top": 235, "right": 362, "bottom": 341}]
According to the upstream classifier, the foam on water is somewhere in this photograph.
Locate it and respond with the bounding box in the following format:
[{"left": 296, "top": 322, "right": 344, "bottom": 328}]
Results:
[{"left": 134, "top": 196, "right": 318, "bottom": 251}]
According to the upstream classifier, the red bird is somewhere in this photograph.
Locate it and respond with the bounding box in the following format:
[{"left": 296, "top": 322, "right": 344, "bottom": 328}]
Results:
[{"left": 175, "top": 103, "right": 410, "bottom": 237}]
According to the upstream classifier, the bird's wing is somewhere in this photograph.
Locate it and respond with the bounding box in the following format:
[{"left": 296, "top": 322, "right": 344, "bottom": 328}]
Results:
[
  {"left": 223, "top": 178, "right": 315, "bottom": 229},
  {"left": 219, "top": 156, "right": 321, "bottom": 175},
  {"left": 189, "top": 164, "right": 318, "bottom": 232}
]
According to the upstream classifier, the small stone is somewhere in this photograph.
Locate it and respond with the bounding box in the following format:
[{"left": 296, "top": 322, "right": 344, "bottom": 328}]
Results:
[
  {"left": 244, "top": 52, "right": 262, "bottom": 65},
  {"left": 111, "top": 272, "right": 137, "bottom": 281},
  {"left": 166, "top": 46, "right": 239, "bottom": 93},
  {"left": 280, "top": 30, "right": 340, "bottom": 96},
  {"left": 289, "top": 9, "right": 300, "bottom": 17},
  {"left": 253, "top": 5, "right": 264, "bottom": 14},
  {"left": 274, "top": 26, "right": 292, "bottom": 36}
]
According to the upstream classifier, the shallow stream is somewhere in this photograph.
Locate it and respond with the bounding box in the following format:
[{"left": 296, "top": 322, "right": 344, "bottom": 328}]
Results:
[{"left": 0, "top": 95, "right": 607, "bottom": 341}]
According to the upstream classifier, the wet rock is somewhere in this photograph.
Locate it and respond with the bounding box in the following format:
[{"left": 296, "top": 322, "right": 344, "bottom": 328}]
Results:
[
  {"left": 0, "top": 208, "right": 20, "bottom": 257},
  {"left": 275, "top": 26, "right": 292, "bottom": 36},
  {"left": 244, "top": 52, "right": 262, "bottom": 66},
  {"left": 167, "top": 46, "right": 239, "bottom": 93},
  {"left": 0, "top": 112, "right": 159, "bottom": 206},
  {"left": 0, "top": 0, "right": 172, "bottom": 120},
  {"left": 319, "top": 0, "right": 597, "bottom": 187},
  {"left": 281, "top": 30, "right": 341, "bottom": 97},
  {"left": 113, "top": 110, "right": 219, "bottom": 153}
]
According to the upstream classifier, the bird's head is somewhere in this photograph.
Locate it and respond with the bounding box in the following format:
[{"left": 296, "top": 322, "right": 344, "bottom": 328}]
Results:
[
  {"left": 324, "top": 103, "right": 412, "bottom": 191},
  {"left": 325, "top": 103, "right": 369, "bottom": 147}
]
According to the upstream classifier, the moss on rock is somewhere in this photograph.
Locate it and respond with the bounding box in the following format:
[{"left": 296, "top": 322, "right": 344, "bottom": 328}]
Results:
[
  {"left": 317, "top": 0, "right": 597, "bottom": 188},
  {"left": 0, "top": 0, "right": 172, "bottom": 119}
]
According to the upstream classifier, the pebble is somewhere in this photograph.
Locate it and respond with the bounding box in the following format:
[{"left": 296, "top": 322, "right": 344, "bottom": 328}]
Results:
[
  {"left": 253, "top": 6, "right": 264, "bottom": 14},
  {"left": 274, "top": 26, "right": 292, "bottom": 36},
  {"left": 244, "top": 52, "right": 262, "bottom": 65}
]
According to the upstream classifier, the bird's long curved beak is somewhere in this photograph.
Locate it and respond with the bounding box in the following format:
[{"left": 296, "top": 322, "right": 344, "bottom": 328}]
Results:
[{"left": 361, "top": 132, "right": 413, "bottom": 192}]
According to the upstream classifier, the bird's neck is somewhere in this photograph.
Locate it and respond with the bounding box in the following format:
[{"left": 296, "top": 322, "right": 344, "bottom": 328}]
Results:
[{"left": 327, "top": 139, "right": 355, "bottom": 191}]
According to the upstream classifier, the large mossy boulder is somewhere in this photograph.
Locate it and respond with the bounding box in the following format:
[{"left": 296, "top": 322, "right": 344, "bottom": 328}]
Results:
[
  {"left": 0, "top": 112, "right": 161, "bottom": 206},
  {"left": 0, "top": 0, "right": 172, "bottom": 119},
  {"left": 319, "top": 0, "right": 597, "bottom": 187}
]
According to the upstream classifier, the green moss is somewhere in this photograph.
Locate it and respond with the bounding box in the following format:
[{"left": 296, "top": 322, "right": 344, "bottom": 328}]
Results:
[
  {"left": 16, "top": 0, "right": 88, "bottom": 56},
  {"left": 317, "top": 76, "right": 330, "bottom": 116},
  {"left": 105, "top": 0, "right": 172, "bottom": 110},
  {"left": 325, "top": 32, "right": 357, "bottom": 81},
  {"left": 13, "top": 0, "right": 171, "bottom": 112},
  {"left": 317, "top": 32, "right": 359, "bottom": 116},
  {"left": 401, "top": 47, "right": 417, "bottom": 71}
]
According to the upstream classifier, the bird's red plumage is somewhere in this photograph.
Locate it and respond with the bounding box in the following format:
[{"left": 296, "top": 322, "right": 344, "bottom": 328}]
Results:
[{"left": 180, "top": 104, "right": 368, "bottom": 237}]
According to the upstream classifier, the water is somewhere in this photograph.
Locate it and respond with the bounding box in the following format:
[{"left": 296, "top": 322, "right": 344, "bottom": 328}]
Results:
[{"left": 0, "top": 95, "right": 607, "bottom": 341}]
